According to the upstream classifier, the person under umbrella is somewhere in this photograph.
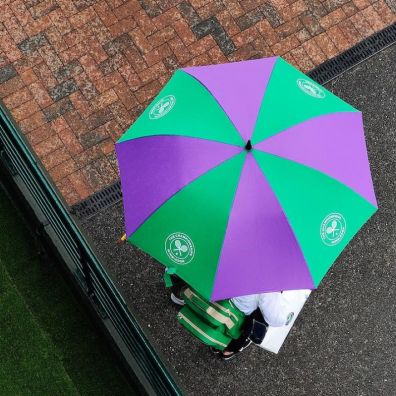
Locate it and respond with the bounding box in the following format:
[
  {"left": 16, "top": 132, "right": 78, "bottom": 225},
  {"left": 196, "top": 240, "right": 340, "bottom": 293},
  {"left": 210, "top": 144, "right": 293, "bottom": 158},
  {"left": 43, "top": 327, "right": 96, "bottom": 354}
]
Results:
[
  {"left": 168, "top": 274, "right": 294, "bottom": 360},
  {"left": 116, "top": 57, "right": 377, "bottom": 358}
]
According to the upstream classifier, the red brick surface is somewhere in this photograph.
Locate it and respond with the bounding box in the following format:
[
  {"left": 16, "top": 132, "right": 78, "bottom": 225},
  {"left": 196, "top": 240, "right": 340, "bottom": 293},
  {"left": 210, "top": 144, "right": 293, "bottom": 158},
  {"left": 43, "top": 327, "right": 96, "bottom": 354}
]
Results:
[{"left": 0, "top": 0, "right": 395, "bottom": 205}]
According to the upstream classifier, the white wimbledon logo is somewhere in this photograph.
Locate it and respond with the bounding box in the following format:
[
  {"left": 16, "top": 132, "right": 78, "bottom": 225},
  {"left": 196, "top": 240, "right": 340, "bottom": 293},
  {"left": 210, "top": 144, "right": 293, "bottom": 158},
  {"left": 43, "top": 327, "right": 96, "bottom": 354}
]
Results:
[
  {"left": 165, "top": 232, "right": 195, "bottom": 265},
  {"left": 320, "top": 213, "right": 346, "bottom": 246},
  {"left": 297, "top": 79, "right": 325, "bottom": 99},
  {"left": 149, "top": 95, "right": 176, "bottom": 119}
]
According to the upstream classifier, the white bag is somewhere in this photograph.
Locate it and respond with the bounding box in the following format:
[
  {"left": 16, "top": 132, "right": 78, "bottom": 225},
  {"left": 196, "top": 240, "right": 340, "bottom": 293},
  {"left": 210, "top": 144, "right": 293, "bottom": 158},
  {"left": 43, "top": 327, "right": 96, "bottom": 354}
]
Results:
[{"left": 259, "top": 289, "right": 311, "bottom": 354}]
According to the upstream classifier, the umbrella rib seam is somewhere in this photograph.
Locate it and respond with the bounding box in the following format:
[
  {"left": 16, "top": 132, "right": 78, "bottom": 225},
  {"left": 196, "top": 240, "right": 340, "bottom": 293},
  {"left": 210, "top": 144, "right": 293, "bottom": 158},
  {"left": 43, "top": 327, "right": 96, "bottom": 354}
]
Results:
[
  {"left": 252, "top": 110, "right": 360, "bottom": 147},
  {"left": 249, "top": 56, "right": 280, "bottom": 144},
  {"left": 251, "top": 150, "right": 378, "bottom": 209},
  {"left": 116, "top": 133, "right": 244, "bottom": 148},
  {"left": 179, "top": 69, "right": 246, "bottom": 146},
  {"left": 250, "top": 152, "right": 316, "bottom": 289},
  {"left": 209, "top": 153, "right": 248, "bottom": 300},
  {"left": 125, "top": 152, "right": 246, "bottom": 240}
]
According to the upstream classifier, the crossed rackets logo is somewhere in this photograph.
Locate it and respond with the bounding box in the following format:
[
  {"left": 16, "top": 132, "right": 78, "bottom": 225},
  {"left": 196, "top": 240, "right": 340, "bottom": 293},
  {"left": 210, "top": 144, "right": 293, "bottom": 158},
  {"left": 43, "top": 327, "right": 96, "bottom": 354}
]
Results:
[
  {"left": 297, "top": 79, "right": 326, "bottom": 99},
  {"left": 165, "top": 232, "right": 195, "bottom": 264},
  {"left": 149, "top": 95, "right": 176, "bottom": 119},
  {"left": 320, "top": 213, "right": 346, "bottom": 246}
]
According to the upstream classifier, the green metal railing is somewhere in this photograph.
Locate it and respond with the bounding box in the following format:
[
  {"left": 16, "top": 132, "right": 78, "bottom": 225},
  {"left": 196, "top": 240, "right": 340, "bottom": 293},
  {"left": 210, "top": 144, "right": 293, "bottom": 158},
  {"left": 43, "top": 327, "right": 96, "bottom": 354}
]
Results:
[{"left": 0, "top": 104, "right": 182, "bottom": 396}]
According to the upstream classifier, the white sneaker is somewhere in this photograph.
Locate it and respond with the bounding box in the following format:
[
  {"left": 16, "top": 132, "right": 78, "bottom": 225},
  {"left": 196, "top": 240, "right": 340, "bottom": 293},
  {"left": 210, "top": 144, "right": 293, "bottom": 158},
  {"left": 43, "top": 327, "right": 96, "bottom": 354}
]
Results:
[{"left": 171, "top": 292, "right": 185, "bottom": 306}]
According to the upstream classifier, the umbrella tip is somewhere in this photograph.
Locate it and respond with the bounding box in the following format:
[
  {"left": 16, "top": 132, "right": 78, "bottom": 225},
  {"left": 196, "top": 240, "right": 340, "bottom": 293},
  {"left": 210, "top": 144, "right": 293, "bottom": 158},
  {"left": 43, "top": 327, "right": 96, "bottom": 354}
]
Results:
[{"left": 245, "top": 140, "right": 252, "bottom": 151}]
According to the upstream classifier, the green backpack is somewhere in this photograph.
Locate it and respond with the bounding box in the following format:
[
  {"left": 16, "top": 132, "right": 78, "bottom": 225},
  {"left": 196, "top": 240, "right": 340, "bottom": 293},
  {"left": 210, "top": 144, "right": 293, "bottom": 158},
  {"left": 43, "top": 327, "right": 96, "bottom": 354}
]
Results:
[{"left": 177, "top": 287, "right": 246, "bottom": 351}]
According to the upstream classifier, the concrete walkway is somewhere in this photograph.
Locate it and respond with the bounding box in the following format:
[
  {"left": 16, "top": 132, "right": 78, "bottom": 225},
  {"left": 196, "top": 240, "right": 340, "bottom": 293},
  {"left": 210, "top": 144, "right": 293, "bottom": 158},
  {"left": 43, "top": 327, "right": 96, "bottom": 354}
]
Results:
[{"left": 80, "top": 44, "right": 396, "bottom": 395}]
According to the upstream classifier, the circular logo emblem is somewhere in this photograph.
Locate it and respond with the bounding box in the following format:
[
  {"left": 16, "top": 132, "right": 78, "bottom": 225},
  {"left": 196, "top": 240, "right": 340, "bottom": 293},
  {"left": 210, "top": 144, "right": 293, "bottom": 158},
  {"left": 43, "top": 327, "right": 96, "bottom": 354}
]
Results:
[
  {"left": 297, "top": 79, "right": 325, "bottom": 99},
  {"left": 320, "top": 213, "right": 347, "bottom": 246},
  {"left": 165, "top": 232, "right": 195, "bottom": 265},
  {"left": 149, "top": 95, "right": 176, "bottom": 119},
  {"left": 285, "top": 312, "right": 295, "bottom": 326}
]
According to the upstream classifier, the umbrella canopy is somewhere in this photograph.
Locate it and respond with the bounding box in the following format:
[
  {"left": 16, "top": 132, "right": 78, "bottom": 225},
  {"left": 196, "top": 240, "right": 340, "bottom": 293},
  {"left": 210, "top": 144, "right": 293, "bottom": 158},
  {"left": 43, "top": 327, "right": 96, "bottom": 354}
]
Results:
[{"left": 116, "top": 56, "right": 378, "bottom": 301}]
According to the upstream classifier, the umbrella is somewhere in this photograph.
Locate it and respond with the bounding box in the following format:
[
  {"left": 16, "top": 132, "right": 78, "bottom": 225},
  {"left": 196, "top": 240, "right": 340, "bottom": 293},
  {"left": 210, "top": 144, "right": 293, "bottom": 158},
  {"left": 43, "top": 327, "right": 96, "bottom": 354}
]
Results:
[{"left": 116, "top": 56, "right": 377, "bottom": 301}]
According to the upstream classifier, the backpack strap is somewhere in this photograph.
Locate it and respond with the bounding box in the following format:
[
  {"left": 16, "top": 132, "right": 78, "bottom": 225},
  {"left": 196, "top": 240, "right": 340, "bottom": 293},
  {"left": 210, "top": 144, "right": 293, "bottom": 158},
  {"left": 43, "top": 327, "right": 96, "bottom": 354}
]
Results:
[
  {"left": 177, "top": 307, "right": 231, "bottom": 350},
  {"left": 183, "top": 288, "right": 234, "bottom": 329},
  {"left": 181, "top": 288, "right": 245, "bottom": 339}
]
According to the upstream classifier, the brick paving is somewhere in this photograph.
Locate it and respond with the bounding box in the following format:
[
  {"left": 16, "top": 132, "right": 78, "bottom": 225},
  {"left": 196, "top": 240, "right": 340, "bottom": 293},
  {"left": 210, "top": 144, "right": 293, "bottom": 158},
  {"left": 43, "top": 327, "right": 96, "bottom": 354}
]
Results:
[{"left": 0, "top": 0, "right": 395, "bottom": 205}]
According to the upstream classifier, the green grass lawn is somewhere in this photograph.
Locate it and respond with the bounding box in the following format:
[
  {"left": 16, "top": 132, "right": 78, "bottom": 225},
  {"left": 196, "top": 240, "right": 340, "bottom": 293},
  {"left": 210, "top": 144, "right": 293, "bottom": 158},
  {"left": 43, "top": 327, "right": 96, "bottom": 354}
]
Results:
[{"left": 0, "top": 186, "right": 139, "bottom": 395}]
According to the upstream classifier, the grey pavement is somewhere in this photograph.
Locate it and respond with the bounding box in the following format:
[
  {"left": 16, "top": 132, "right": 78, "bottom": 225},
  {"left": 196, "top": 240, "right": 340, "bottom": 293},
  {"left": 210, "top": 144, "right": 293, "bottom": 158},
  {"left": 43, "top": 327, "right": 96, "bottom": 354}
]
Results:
[{"left": 80, "top": 44, "right": 396, "bottom": 396}]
